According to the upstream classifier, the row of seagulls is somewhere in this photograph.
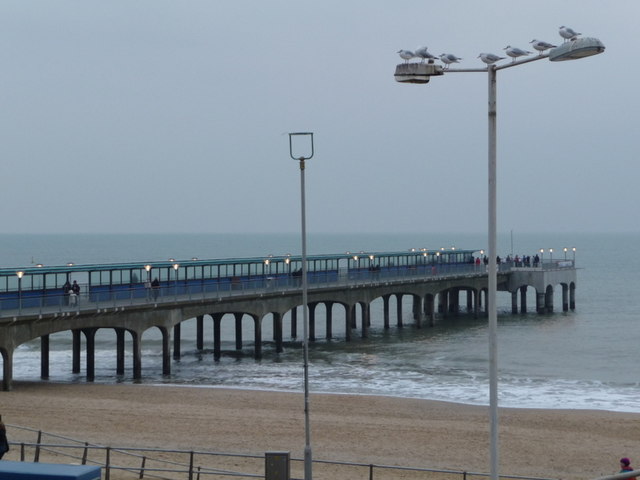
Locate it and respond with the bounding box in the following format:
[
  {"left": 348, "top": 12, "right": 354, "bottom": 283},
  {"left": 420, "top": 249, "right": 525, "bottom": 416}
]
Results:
[
  {"left": 559, "top": 25, "right": 581, "bottom": 42},
  {"left": 399, "top": 27, "right": 580, "bottom": 67}
]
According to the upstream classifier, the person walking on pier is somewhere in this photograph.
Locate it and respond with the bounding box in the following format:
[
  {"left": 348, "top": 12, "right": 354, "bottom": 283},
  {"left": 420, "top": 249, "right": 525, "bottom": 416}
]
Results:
[
  {"left": 151, "top": 278, "right": 160, "bottom": 300},
  {"left": 0, "top": 416, "right": 9, "bottom": 460}
]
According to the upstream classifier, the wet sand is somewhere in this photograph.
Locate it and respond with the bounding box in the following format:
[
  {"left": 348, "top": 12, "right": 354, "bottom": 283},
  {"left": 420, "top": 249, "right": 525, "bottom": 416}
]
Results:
[{"left": 1, "top": 382, "right": 638, "bottom": 480}]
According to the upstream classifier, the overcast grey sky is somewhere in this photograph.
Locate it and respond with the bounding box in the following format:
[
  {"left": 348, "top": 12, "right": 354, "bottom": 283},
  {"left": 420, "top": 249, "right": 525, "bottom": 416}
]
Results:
[{"left": 0, "top": 1, "right": 636, "bottom": 235}]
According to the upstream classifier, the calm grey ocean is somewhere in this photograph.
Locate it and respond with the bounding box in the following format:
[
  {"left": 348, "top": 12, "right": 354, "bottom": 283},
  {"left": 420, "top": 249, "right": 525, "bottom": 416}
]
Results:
[{"left": 2, "top": 232, "right": 638, "bottom": 412}]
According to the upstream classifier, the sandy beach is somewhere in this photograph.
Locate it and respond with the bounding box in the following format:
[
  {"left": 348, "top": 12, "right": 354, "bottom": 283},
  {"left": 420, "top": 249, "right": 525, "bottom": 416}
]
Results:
[{"left": 1, "top": 382, "right": 638, "bottom": 480}]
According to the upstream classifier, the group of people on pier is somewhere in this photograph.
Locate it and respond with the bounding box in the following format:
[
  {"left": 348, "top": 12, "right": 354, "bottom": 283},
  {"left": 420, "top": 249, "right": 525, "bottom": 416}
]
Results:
[{"left": 476, "top": 254, "right": 541, "bottom": 267}]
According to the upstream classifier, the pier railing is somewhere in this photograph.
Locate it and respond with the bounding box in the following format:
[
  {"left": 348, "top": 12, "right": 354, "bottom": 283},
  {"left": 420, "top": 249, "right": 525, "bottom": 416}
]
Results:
[
  {"left": 5, "top": 424, "right": 559, "bottom": 480},
  {"left": 0, "top": 260, "right": 575, "bottom": 319}
]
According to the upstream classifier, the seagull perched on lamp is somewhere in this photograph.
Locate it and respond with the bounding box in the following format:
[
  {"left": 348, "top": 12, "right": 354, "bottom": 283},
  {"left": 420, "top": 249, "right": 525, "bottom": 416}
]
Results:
[
  {"left": 478, "top": 53, "right": 505, "bottom": 65},
  {"left": 439, "top": 53, "right": 462, "bottom": 68},
  {"left": 504, "top": 45, "right": 532, "bottom": 61},
  {"left": 530, "top": 39, "right": 557, "bottom": 54},
  {"left": 414, "top": 46, "right": 437, "bottom": 63},
  {"left": 397, "top": 49, "right": 415, "bottom": 62},
  {"left": 559, "top": 26, "right": 581, "bottom": 42}
]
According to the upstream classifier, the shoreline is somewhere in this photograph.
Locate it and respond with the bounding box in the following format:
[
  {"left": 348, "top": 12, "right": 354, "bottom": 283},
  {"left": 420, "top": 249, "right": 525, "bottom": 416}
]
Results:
[{"left": 2, "top": 382, "right": 639, "bottom": 480}]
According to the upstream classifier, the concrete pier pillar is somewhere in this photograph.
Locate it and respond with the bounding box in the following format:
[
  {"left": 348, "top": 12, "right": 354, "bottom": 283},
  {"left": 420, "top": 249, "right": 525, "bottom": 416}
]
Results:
[
  {"left": 116, "top": 328, "right": 125, "bottom": 375},
  {"left": 545, "top": 286, "right": 554, "bottom": 313},
  {"left": 344, "top": 304, "right": 352, "bottom": 342},
  {"left": 520, "top": 286, "right": 528, "bottom": 313},
  {"left": 309, "top": 303, "right": 317, "bottom": 342},
  {"left": 291, "top": 307, "right": 297, "bottom": 338},
  {"left": 173, "top": 323, "right": 181, "bottom": 360},
  {"left": 536, "top": 292, "right": 546, "bottom": 314},
  {"left": 83, "top": 328, "right": 97, "bottom": 382},
  {"left": 253, "top": 316, "right": 262, "bottom": 359},
  {"left": 562, "top": 284, "right": 569, "bottom": 312},
  {"left": 570, "top": 284, "right": 576, "bottom": 310},
  {"left": 473, "top": 290, "right": 480, "bottom": 319},
  {"left": 213, "top": 313, "right": 223, "bottom": 360},
  {"left": 132, "top": 331, "right": 142, "bottom": 380},
  {"left": 325, "top": 302, "right": 333, "bottom": 339},
  {"left": 383, "top": 295, "right": 390, "bottom": 329},
  {"left": 40, "top": 334, "right": 50, "bottom": 379},
  {"left": 196, "top": 315, "right": 204, "bottom": 350},
  {"left": 72, "top": 329, "right": 81, "bottom": 374},
  {"left": 396, "top": 293, "right": 403, "bottom": 327},
  {"left": 425, "top": 295, "right": 435, "bottom": 326},
  {"left": 273, "top": 312, "right": 283, "bottom": 353},
  {"left": 511, "top": 291, "right": 518, "bottom": 314},
  {"left": 350, "top": 304, "right": 357, "bottom": 329},
  {"left": 450, "top": 289, "right": 460, "bottom": 315},
  {"left": 1, "top": 348, "right": 13, "bottom": 391},
  {"left": 161, "top": 327, "right": 170, "bottom": 376},
  {"left": 466, "top": 290, "right": 473, "bottom": 312},
  {"left": 361, "top": 302, "right": 370, "bottom": 338},
  {"left": 234, "top": 313, "right": 243, "bottom": 350}
]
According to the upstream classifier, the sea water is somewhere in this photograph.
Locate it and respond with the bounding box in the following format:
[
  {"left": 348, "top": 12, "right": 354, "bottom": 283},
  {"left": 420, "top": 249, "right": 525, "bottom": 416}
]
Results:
[{"left": 2, "top": 232, "right": 639, "bottom": 412}]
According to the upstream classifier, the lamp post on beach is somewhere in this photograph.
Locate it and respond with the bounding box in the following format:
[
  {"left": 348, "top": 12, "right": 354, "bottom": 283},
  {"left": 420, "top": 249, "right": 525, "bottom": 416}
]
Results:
[
  {"left": 394, "top": 34, "right": 604, "bottom": 480},
  {"left": 289, "top": 131, "right": 314, "bottom": 480}
]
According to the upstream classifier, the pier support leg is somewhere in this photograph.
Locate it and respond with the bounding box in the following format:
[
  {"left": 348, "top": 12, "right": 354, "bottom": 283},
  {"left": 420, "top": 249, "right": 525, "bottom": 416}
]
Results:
[
  {"left": 253, "top": 316, "right": 262, "bottom": 359},
  {"left": 161, "top": 327, "right": 170, "bottom": 376},
  {"left": 361, "top": 303, "right": 370, "bottom": 338},
  {"left": 562, "top": 284, "right": 569, "bottom": 312},
  {"left": 1, "top": 348, "right": 13, "bottom": 391},
  {"left": 40, "top": 334, "right": 50, "bottom": 379},
  {"left": 83, "top": 328, "right": 97, "bottom": 382},
  {"left": 273, "top": 312, "right": 283, "bottom": 353},
  {"left": 396, "top": 294, "right": 403, "bottom": 328},
  {"left": 116, "top": 328, "right": 125, "bottom": 375},
  {"left": 536, "top": 292, "right": 545, "bottom": 314},
  {"left": 467, "top": 290, "right": 473, "bottom": 313},
  {"left": 325, "top": 302, "right": 333, "bottom": 340},
  {"left": 474, "top": 290, "right": 480, "bottom": 319},
  {"left": 173, "top": 323, "right": 181, "bottom": 360},
  {"left": 570, "top": 284, "right": 576, "bottom": 310},
  {"left": 545, "top": 286, "right": 554, "bottom": 313},
  {"left": 344, "top": 304, "right": 352, "bottom": 342},
  {"left": 511, "top": 291, "right": 518, "bottom": 314},
  {"left": 520, "top": 286, "right": 527, "bottom": 313},
  {"left": 234, "top": 313, "right": 243, "bottom": 350},
  {"left": 213, "top": 313, "right": 223, "bottom": 360},
  {"left": 425, "top": 295, "right": 435, "bottom": 326},
  {"left": 196, "top": 315, "right": 204, "bottom": 351},
  {"left": 309, "top": 303, "right": 317, "bottom": 342},
  {"left": 72, "top": 329, "right": 81, "bottom": 374},
  {"left": 291, "top": 307, "right": 297, "bottom": 339},
  {"left": 132, "top": 332, "right": 142, "bottom": 380},
  {"left": 383, "top": 295, "right": 390, "bottom": 329}
]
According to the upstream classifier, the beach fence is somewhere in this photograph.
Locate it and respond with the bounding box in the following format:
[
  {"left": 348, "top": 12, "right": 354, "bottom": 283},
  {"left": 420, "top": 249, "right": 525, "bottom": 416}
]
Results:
[{"left": 4, "top": 424, "right": 560, "bottom": 480}]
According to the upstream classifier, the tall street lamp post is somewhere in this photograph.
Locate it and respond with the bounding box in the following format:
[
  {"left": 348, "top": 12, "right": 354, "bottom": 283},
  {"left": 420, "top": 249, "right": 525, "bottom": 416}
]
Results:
[
  {"left": 289, "top": 131, "right": 314, "bottom": 480},
  {"left": 16, "top": 271, "right": 24, "bottom": 314},
  {"left": 394, "top": 34, "right": 604, "bottom": 480}
]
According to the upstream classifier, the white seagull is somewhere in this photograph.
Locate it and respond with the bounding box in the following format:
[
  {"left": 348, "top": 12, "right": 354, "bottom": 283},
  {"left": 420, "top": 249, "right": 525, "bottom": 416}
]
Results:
[
  {"left": 559, "top": 26, "right": 581, "bottom": 42},
  {"left": 414, "top": 46, "right": 436, "bottom": 62},
  {"left": 530, "top": 39, "right": 557, "bottom": 54},
  {"left": 478, "top": 53, "right": 505, "bottom": 65},
  {"left": 504, "top": 45, "right": 532, "bottom": 61},
  {"left": 397, "top": 49, "right": 415, "bottom": 62},
  {"left": 439, "top": 53, "right": 462, "bottom": 68}
]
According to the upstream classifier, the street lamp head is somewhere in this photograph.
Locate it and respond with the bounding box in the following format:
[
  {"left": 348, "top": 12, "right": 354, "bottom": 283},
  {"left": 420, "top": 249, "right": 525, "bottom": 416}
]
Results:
[
  {"left": 16, "top": 271, "right": 24, "bottom": 279},
  {"left": 549, "top": 37, "right": 605, "bottom": 61},
  {"left": 144, "top": 264, "right": 152, "bottom": 272},
  {"left": 289, "top": 132, "right": 314, "bottom": 161}
]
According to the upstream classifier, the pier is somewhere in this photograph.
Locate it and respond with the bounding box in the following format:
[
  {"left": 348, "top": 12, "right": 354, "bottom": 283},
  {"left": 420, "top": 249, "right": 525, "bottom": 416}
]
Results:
[{"left": 0, "top": 249, "right": 576, "bottom": 390}]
